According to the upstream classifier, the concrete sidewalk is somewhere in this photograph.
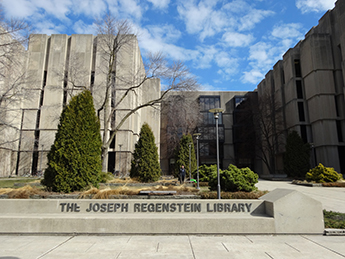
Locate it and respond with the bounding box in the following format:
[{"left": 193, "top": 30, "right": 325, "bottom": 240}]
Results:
[{"left": 0, "top": 234, "right": 344, "bottom": 259}]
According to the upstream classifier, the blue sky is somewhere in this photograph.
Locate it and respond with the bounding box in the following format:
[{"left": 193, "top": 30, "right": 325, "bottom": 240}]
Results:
[{"left": 1, "top": 0, "right": 338, "bottom": 91}]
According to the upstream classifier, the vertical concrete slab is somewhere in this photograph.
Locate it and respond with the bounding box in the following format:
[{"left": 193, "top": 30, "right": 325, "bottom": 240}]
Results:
[{"left": 24, "top": 34, "right": 48, "bottom": 110}]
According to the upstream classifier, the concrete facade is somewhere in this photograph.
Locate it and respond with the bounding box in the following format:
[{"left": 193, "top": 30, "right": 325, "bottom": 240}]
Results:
[
  {"left": 252, "top": 0, "right": 345, "bottom": 175},
  {"left": 0, "top": 33, "right": 160, "bottom": 176}
]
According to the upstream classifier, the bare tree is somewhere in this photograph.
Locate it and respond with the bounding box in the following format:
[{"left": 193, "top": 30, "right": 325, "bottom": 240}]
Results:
[
  {"left": 253, "top": 90, "right": 285, "bottom": 175},
  {"left": 161, "top": 92, "right": 201, "bottom": 159},
  {"left": 0, "top": 5, "right": 33, "bottom": 176},
  {"left": 67, "top": 13, "right": 199, "bottom": 172},
  {"left": 0, "top": 6, "right": 30, "bottom": 141}
]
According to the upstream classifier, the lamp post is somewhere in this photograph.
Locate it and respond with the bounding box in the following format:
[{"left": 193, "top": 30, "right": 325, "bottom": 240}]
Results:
[
  {"left": 209, "top": 108, "right": 224, "bottom": 199},
  {"left": 188, "top": 142, "right": 192, "bottom": 181},
  {"left": 118, "top": 144, "right": 123, "bottom": 176},
  {"left": 193, "top": 133, "right": 201, "bottom": 189},
  {"left": 39, "top": 144, "right": 44, "bottom": 175}
]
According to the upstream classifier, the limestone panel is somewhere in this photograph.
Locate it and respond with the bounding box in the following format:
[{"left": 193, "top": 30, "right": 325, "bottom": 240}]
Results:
[
  {"left": 22, "top": 109, "right": 38, "bottom": 130},
  {"left": 284, "top": 102, "right": 299, "bottom": 127},
  {"left": 301, "top": 34, "right": 334, "bottom": 73},
  {"left": 315, "top": 146, "right": 341, "bottom": 172},
  {"left": 307, "top": 95, "right": 337, "bottom": 122},
  {"left": 20, "top": 130, "right": 36, "bottom": 152},
  {"left": 22, "top": 89, "right": 42, "bottom": 110},
  {"left": 304, "top": 71, "right": 335, "bottom": 99},
  {"left": 43, "top": 34, "right": 68, "bottom": 107},
  {"left": 17, "top": 151, "right": 33, "bottom": 176},
  {"left": 39, "top": 105, "right": 62, "bottom": 130},
  {"left": 283, "top": 79, "right": 296, "bottom": 103},
  {"left": 282, "top": 48, "right": 299, "bottom": 80},
  {"left": 26, "top": 34, "right": 48, "bottom": 90},
  {"left": 311, "top": 120, "right": 338, "bottom": 146},
  {"left": 39, "top": 130, "right": 56, "bottom": 149},
  {"left": 69, "top": 34, "right": 93, "bottom": 88},
  {"left": 0, "top": 149, "right": 16, "bottom": 177}
]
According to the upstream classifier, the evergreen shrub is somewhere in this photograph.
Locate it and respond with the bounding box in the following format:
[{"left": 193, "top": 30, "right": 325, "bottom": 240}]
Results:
[
  {"left": 174, "top": 134, "right": 196, "bottom": 178},
  {"left": 193, "top": 164, "right": 217, "bottom": 182},
  {"left": 130, "top": 123, "right": 161, "bottom": 182},
  {"left": 283, "top": 131, "right": 311, "bottom": 178},
  {"left": 41, "top": 90, "right": 102, "bottom": 193},
  {"left": 305, "top": 163, "right": 343, "bottom": 183},
  {"left": 209, "top": 164, "right": 258, "bottom": 192}
]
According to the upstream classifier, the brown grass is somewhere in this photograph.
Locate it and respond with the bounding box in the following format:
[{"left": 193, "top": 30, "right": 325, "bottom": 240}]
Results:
[
  {"left": 322, "top": 182, "right": 345, "bottom": 187},
  {"left": 79, "top": 184, "right": 200, "bottom": 199},
  {"left": 0, "top": 185, "right": 44, "bottom": 199}
]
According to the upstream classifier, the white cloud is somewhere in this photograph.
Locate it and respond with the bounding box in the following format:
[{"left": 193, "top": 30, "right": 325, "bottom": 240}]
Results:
[
  {"left": 242, "top": 69, "right": 264, "bottom": 84},
  {"left": 238, "top": 9, "right": 274, "bottom": 31},
  {"left": 1, "top": 0, "right": 37, "bottom": 18},
  {"left": 296, "top": 0, "right": 336, "bottom": 13},
  {"left": 138, "top": 26, "right": 198, "bottom": 61},
  {"left": 177, "top": 0, "right": 274, "bottom": 42},
  {"left": 177, "top": 0, "right": 229, "bottom": 41},
  {"left": 222, "top": 31, "right": 254, "bottom": 47},
  {"left": 34, "top": 20, "right": 66, "bottom": 35},
  {"left": 72, "top": 0, "right": 107, "bottom": 17},
  {"left": 117, "top": 0, "right": 144, "bottom": 20},
  {"left": 147, "top": 0, "right": 170, "bottom": 9},
  {"left": 271, "top": 23, "right": 304, "bottom": 39},
  {"left": 241, "top": 21, "right": 306, "bottom": 85},
  {"left": 73, "top": 20, "right": 96, "bottom": 34}
]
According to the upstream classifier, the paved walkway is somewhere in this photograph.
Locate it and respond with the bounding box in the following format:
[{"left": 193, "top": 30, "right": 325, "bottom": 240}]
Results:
[
  {"left": 0, "top": 180, "right": 344, "bottom": 259},
  {"left": 0, "top": 234, "right": 344, "bottom": 259},
  {"left": 256, "top": 179, "right": 345, "bottom": 213}
]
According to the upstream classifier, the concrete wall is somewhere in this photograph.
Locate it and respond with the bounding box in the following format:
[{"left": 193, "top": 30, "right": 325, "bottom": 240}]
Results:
[{"left": 0, "top": 33, "right": 161, "bottom": 176}]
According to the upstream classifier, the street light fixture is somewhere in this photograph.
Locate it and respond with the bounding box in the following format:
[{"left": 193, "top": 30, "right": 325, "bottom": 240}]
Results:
[
  {"left": 193, "top": 133, "right": 201, "bottom": 190},
  {"left": 209, "top": 108, "right": 224, "bottom": 199}
]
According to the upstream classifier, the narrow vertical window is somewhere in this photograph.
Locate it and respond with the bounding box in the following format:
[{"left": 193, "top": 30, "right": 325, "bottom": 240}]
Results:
[
  {"left": 298, "top": 102, "right": 305, "bottom": 121},
  {"left": 296, "top": 80, "right": 303, "bottom": 99},
  {"left": 294, "top": 59, "right": 302, "bottom": 78}
]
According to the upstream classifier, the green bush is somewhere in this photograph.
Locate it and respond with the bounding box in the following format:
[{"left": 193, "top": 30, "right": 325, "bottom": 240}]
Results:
[
  {"left": 323, "top": 210, "right": 345, "bottom": 229},
  {"left": 209, "top": 164, "right": 258, "bottom": 192},
  {"left": 99, "top": 172, "right": 114, "bottom": 183},
  {"left": 284, "top": 131, "right": 311, "bottom": 178},
  {"left": 193, "top": 164, "right": 217, "bottom": 182},
  {"left": 174, "top": 134, "right": 196, "bottom": 178},
  {"left": 41, "top": 90, "right": 102, "bottom": 193},
  {"left": 130, "top": 123, "right": 161, "bottom": 182},
  {"left": 305, "top": 163, "right": 343, "bottom": 183}
]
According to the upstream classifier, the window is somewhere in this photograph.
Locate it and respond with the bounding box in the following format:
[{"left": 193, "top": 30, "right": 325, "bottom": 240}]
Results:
[
  {"left": 298, "top": 102, "right": 305, "bottom": 121},
  {"left": 199, "top": 96, "right": 223, "bottom": 125},
  {"left": 296, "top": 80, "right": 303, "bottom": 99},
  {"left": 300, "top": 125, "right": 308, "bottom": 143},
  {"left": 234, "top": 96, "right": 246, "bottom": 107},
  {"left": 335, "top": 96, "right": 340, "bottom": 117},
  {"left": 336, "top": 120, "right": 343, "bottom": 142},
  {"left": 294, "top": 59, "right": 302, "bottom": 77}
]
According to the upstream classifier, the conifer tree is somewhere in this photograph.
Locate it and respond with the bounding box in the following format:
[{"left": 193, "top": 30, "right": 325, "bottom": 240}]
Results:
[
  {"left": 41, "top": 90, "right": 102, "bottom": 192},
  {"left": 284, "top": 130, "right": 311, "bottom": 178},
  {"left": 130, "top": 123, "right": 161, "bottom": 182},
  {"left": 175, "top": 134, "right": 197, "bottom": 178}
]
